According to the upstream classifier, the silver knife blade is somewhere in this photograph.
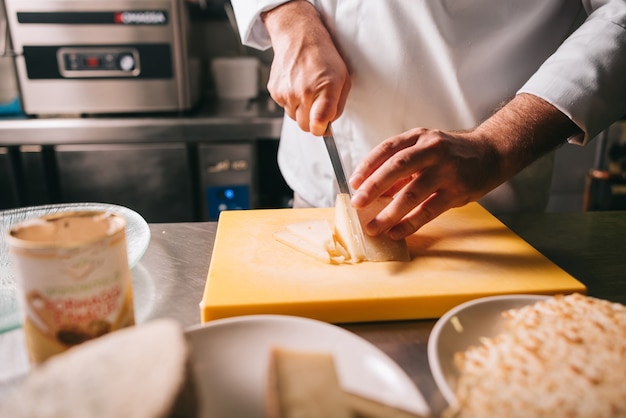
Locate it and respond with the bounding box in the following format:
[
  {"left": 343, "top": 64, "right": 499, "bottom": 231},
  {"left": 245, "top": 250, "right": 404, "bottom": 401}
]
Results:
[{"left": 323, "top": 124, "right": 352, "bottom": 196}]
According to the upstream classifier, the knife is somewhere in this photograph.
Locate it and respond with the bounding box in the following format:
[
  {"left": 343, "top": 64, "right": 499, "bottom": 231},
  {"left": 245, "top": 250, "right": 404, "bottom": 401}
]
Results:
[
  {"left": 323, "top": 124, "right": 368, "bottom": 260},
  {"left": 323, "top": 124, "right": 352, "bottom": 196}
]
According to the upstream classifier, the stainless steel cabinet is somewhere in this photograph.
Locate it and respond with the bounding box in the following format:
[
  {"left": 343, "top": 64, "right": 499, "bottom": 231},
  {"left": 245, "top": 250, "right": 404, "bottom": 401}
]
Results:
[
  {"left": 54, "top": 143, "right": 196, "bottom": 222},
  {"left": 0, "top": 147, "right": 19, "bottom": 209},
  {"left": 197, "top": 142, "right": 256, "bottom": 221}
]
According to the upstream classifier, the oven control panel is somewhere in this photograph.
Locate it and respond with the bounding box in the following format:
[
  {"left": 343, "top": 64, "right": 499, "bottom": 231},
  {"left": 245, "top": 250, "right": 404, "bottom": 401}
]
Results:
[{"left": 58, "top": 48, "right": 140, "bottom": 78}]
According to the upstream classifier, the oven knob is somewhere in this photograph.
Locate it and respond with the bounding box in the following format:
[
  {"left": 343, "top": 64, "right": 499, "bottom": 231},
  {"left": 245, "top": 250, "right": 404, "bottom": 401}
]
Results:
[{"left": 118, "top": 54, "right": 135, "bottom": 72}]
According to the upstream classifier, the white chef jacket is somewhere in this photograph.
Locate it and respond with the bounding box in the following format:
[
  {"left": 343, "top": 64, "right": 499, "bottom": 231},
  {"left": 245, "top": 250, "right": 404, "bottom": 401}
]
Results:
[{"left": 232, "top": 1, "right": 626, "bottom": 210}]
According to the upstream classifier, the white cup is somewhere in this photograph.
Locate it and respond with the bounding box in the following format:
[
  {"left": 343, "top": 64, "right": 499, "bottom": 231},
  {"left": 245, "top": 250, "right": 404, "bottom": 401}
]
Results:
[{"left": 211, "top": 56, "right": 259, "bottom": 101}]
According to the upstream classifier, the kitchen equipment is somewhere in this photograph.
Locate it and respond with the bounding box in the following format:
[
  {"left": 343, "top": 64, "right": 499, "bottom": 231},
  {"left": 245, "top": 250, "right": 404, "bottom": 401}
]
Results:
[
  {"left": 198, "top": 142, "right": 257, "bottom": 221},
  {"left": 200, "top": 202, "right": 586, "bottom": 323},
  {"left": 2, "top": 0, "right": 200, "bottom": 115}
]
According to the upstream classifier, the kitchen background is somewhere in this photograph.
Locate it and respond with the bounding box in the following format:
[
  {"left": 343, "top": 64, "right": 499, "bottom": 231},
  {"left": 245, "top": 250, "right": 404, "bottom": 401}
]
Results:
[{"left": 0, "top": 0, "right": 625, "bottom": 222}]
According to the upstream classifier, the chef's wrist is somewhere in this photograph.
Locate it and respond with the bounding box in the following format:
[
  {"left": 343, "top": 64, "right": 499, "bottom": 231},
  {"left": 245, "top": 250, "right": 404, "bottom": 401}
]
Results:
[{"left": 475, "top": 93, "right": 582, "bottom": 178}]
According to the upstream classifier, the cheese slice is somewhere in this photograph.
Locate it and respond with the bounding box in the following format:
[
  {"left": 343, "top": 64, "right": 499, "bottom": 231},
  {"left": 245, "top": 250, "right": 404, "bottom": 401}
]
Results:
[
  {"left": 273, "top": 194, "right": 410, "bottom": 264},
  {"left": 266, "top": 347, "right": 352, "bottom": 418},
  {"left": 285, "top": 220, "right": 337, "bottom": 253},
  {"left": 273, "top": 219, "right": 347, "bottom": 264},
  {"left": 273, "top": 229, "right": 342, "bottom": 264}
]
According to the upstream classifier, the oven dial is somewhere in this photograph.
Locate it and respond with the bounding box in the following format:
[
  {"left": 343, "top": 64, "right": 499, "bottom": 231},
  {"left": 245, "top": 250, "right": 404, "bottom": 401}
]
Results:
[{"left": 118, "top": 54, "right": 136, "bottom": 72}]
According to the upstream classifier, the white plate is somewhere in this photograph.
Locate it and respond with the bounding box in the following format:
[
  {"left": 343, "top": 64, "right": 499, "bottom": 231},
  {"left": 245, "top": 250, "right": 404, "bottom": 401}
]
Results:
[
  {"left": 427, "top": 294, "right": 549, "bottom": 407},
  {"left": 185, "top": 315, "right": 431, "bottom": 418},
  {"left": 0, "top": 203, "right": 151, "bottom": 333}
]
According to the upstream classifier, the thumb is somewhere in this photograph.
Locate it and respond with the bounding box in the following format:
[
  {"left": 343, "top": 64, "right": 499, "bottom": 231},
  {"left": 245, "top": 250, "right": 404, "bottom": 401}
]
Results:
[{"left": 309, "top": 92, "right": 338, "bottom": 136}]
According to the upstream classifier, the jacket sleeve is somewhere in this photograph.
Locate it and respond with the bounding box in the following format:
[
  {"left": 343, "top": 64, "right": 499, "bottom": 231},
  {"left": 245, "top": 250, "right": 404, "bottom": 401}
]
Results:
[
  {"left": 518, "top": 0, "right": 626, "bottom": 144},
  {"left": 230, "top": 0, "right": 316, "bottom": 50}
]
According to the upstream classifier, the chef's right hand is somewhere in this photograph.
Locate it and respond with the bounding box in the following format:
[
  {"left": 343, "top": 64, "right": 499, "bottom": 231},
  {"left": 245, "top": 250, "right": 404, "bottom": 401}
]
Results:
[{"left": 262, "top": 1, "right": 351, "bottom": 136}]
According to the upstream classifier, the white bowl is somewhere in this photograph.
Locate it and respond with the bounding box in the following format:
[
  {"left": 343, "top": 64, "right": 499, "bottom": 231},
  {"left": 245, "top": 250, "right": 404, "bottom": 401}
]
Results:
[
  {"left": 186, "top": 314, "right": 431, "bottom": 418},
  {"left": 427, "top": 294, "right": 549, "bottom": 406}
]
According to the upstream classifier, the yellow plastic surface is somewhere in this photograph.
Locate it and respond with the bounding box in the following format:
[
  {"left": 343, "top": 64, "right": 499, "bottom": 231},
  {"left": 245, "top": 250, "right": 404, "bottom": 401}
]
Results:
[{"left": 200, "top": 203, "right": 586, "bottom": 323}]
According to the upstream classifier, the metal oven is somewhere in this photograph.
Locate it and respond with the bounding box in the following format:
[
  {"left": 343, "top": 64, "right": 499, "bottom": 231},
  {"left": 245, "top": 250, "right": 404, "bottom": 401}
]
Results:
[{"left": 2, "top": 0, "right": 200, "bottom": 115}]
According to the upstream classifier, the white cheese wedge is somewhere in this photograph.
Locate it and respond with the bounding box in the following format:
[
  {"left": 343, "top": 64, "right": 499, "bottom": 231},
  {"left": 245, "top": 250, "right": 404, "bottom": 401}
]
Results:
[
  {"left": 266, "top": 347, "right": 427, "bottom": 418},
  {"left": 354, "top": 195, "right": 411, "bottom": 262},
  {"left": 266, "top": 348, "right": 352, "bottom": 418}
]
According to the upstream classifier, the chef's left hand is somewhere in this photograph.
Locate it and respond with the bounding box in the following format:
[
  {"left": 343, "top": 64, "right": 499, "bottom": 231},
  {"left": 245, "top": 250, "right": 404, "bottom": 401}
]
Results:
[
  {"left": 349, "top": 127, "right": 501, "bottom": 240},
  {"left": 349, "top": 93, "right": 583, "bottom": 239}
]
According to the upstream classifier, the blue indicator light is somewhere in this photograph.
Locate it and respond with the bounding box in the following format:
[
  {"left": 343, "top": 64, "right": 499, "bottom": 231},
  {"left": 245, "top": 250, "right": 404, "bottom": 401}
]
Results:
[{"left": 224, "top": 188, "right": 235, "bottom": 199}]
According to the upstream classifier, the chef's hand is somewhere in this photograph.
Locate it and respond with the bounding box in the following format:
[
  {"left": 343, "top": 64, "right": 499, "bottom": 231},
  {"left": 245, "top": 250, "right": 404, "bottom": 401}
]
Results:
[
  {"left": 262, "top": 0, "right": 351, "bottom": 136},
  {"left": 349, "top": 94, "right": 583, "bottom": 239}
]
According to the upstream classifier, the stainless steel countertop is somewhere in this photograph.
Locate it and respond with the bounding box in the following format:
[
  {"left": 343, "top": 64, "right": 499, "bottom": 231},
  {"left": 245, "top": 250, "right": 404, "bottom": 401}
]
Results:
[
  {"left": 0, "top": 97, "right": 284, "bottom": 145},
  {"left": 2, "top": 212, "right": 626, "bottom": 416}
]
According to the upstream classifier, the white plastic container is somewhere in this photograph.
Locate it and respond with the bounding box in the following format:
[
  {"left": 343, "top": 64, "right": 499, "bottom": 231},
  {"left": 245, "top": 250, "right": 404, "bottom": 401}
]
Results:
[
  {"left": 211, "top": 56, "right": 259, "bottom": 100},
  {"left": 8, "top": 211, "right": 135, "bottom": 363}
]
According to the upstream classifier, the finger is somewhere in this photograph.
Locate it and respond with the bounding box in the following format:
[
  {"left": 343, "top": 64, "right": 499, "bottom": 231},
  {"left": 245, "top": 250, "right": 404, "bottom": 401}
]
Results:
[
  {"left": 350, "top": 129, "right": 425, "bottom": 191},
  {"left": 309, "top": 89, "right": 343, "bottom": 136},
  {"left": 387, "top": 192, "right": 454, "bottom": 239},
  {"left": 363, "top": 171, "right": 439, "bottom": 235},
  {"left": 352, "top": 142, "right": 431, "bottom": 208},
  {"left": 295, "top": 104, "right": 312, "bottom": 132},
  {"left": 381, "top": 174, "right": 416, "bottom": 197}
]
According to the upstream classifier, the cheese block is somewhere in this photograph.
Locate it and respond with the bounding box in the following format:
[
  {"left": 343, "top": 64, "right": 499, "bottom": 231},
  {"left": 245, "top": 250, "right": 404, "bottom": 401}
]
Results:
[
  {"left": 350, "top": 195, "right": 410, "bottom": 262},
  {"left": 266, "top": 347, "right": 352, "bottom": 418},
  {"left": 266, "top": 347, "right": 428, "bottom": 418},
  {"left": 346, "top": 391, "right": 428, "bottom": 418},
  {"left": 0, "top": 319, "right": 196, "bottom": 418}
]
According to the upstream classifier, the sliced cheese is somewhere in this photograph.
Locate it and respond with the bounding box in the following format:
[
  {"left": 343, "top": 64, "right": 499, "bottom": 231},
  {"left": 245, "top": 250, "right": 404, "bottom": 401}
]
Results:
[
  {"left": 273, "top": 224, "right": 345, "bottom": 264},
  {"left": 266, "top": 347, "right": 351, "bottom": 418},
  {"left": 284, "top": 220, "right": 337, "bottom": 253},
  {"left": 273, "top": 194, "right": 410, "bottom": 264}
]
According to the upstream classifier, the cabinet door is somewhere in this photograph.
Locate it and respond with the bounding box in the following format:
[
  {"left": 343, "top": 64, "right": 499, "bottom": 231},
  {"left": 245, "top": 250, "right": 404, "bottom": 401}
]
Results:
[{"left": 54, "top": 143, "right": 196, "bottom": 222}]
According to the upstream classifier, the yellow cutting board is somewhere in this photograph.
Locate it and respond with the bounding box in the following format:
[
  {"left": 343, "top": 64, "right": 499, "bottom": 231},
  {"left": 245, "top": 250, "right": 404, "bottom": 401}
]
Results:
[{"left": 200, "top": 203, "right": 586, "bottom": 323}]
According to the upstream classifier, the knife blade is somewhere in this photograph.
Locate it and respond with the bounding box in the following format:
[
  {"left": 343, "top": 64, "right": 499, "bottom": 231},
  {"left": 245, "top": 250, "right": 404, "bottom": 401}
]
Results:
[{"left": 323, "top": 124, "right": 352, "bottom": 196}]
